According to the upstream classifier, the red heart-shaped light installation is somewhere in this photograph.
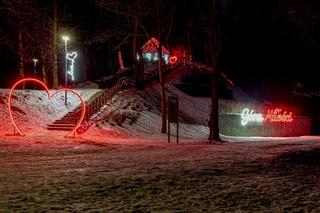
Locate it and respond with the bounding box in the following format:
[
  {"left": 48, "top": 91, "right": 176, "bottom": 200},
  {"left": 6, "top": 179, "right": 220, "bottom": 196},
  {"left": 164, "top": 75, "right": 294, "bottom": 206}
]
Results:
[
  {"left": 169, "top": 56, "right": 178, "bottom": 65},
  {"left": 8, "top": 78, "right": 86, "bottom": 138}
]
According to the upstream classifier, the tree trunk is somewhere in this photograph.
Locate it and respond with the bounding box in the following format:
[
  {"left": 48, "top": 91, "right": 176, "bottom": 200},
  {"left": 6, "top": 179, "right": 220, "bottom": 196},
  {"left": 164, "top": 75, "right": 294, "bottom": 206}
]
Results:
[
  {"left": 208, "top": 70, "right": 220, "bottom": 141},
  {"left": 18, "top": 27, "right": 25, "bottom": 89},
  {"left": 132, "top": 18, "right": 142, "bottom": 89},
  {"left": 138, "top": 48, "right": 144, "bottom": 86},
  {"left": 52, "top": 0, "right": 59, "bottom": 89},
  {"left": 156, "top": 0, "right": 167, "bottom": 133},
  {"left": 40, "top": 47, "right": 48, "bottom": 85},
  {"left": 208, "top": 0, "right": 222, "bottom": 142},
  {"left": 158, "top": 40, "right": 166, "bottom": 133}
]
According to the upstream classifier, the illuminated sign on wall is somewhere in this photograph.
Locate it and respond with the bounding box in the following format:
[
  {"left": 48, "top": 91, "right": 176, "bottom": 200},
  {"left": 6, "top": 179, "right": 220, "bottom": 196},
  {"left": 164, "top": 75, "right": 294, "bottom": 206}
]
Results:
[
  {"left": 67, "top": 51, "right": 77, "bottom": 81},
  {"left": 8, "top": 78, "right": 86, "bottom": 138},
  {"left": 265, "top": 108, "right": 293, "bottom": 123},
  {"left": 241, "top": 108, "right": 264, "bottom": 126},
  {"left": 241, "top": 108, "right": 293, "bottom": 126}
]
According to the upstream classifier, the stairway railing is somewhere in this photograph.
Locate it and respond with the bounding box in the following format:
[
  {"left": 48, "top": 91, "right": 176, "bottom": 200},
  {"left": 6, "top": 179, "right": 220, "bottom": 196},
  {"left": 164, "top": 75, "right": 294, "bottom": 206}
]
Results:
[{"left": 76, "top": 78, "right": 132, "bottom": 134}]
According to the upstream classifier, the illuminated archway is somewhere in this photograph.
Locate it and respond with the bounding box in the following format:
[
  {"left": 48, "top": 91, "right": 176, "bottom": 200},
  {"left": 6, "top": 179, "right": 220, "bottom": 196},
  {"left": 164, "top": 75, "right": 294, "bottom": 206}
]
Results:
[{"left": 8, "top": 78, "right": 86, "bottom": 138}]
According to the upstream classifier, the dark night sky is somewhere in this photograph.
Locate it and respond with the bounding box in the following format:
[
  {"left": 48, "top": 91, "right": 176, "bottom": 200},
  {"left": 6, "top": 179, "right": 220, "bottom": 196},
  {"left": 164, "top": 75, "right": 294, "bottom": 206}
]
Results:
[{"left": 0, "top": 0, "right": 319, "bottom": 97}]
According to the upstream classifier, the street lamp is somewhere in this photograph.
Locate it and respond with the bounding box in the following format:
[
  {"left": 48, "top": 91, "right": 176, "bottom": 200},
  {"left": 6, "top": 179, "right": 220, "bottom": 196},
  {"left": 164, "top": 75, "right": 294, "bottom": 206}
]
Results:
[
  {"left": 33, "top": 58, "right": 38, "bottom": 89},
  {"left": 32, "top": 58, "right": 38, "bottom": 76},
  {"left": 62, "top": 35, "right": 70, "bottom": 105}
]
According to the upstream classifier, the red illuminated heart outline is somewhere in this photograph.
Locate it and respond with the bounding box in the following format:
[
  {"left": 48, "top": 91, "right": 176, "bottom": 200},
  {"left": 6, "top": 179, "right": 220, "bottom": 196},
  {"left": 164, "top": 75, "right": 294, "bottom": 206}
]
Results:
[
  {"left": 169, "top": 56, "right": 178, "bottom": 64},
  {"left": 8, "top": 78, "right": 86, "bottom": 138}
]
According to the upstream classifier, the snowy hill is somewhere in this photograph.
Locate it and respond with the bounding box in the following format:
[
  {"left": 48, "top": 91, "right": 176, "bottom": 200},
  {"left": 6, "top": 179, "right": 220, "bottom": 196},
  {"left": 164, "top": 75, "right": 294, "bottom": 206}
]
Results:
[
  {"left": 83, "top": 68, "right": 212, "bottom": 142},
  {"left": 0, "top": 88, "right": 100, "bottom": 136}
]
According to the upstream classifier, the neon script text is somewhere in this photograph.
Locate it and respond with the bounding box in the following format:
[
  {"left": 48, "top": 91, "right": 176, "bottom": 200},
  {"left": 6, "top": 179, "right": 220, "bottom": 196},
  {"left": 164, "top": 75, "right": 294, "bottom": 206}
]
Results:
[{"left": 241, "top": 108, "right": 293, "bottom": 126}]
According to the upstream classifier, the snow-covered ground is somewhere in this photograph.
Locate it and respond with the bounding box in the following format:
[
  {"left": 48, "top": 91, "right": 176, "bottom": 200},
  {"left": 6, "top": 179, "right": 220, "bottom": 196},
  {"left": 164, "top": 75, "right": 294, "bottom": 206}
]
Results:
[
  {"left": 84, "top": 69, "right": 212, "bottom": 142},
  {"left": 0, "top": 88, "right": 100, "bottom": 136},
  {"left": 1, "top": 76, "right": 320, "bottom": 211}
]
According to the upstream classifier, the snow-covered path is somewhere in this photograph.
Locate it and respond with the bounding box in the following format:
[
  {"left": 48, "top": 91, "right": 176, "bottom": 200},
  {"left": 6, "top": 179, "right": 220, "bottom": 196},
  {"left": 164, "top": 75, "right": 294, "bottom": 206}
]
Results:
[{"left": 0, "top": 136, "right": 320, "bottom": 212}]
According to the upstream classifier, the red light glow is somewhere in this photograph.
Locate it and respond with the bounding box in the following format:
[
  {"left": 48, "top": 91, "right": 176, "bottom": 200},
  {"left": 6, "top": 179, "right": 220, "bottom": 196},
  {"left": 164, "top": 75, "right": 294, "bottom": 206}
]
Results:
[
  {"left": 8, "top": 78, "right": 86, "bottom": 138},
  {"left": 265, "top": 108, "right": 293, "bottom": 123},
  {"left": 169, "top": 56, "right": 178, "bottom": 65}
]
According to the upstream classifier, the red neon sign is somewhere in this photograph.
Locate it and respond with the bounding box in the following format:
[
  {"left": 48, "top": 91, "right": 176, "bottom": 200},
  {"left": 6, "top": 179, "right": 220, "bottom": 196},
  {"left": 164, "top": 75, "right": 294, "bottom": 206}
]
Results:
[
  {"left": 265, "top": 108, "right": 293, "bottom": 123},
  {"left": 8, "top": 78, "right": 86, "bottom": 138},
  {"left": 169, "top": 56, "right": 178, "bottom": 65}
]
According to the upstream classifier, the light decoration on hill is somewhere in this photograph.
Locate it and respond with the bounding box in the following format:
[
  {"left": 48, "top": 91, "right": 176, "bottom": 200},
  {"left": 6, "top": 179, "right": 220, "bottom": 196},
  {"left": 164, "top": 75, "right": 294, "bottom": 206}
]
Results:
[
  {"left": 66, "top": 51, "right": 77, "bottom": 81},
  {"left": 169, "top": 56, "right": 178, "bottom": 65},
  {"left": 240, "top": 107, "right": 293, "bottom": 126},
  {"left": 139, "top": 52, "right": 170, "bottom": 65},
  {"left": 8, "top": 78, "right": 86, "bottom": 138},
  {"left": 146, "top": 53, "right": 152, "bottom": 61}
]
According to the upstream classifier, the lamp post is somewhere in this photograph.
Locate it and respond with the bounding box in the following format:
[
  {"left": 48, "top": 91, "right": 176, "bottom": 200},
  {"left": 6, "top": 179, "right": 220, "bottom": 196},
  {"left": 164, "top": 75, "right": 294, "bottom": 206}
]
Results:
[
  {"left": 32, "top": 58, "right": 38, "bottom": 76},
  {"left": 33, "top": 58, "right": 38, "bottom": 89},
  {"left": 62, "top": 35, "right": 70, "bottom": 105}
]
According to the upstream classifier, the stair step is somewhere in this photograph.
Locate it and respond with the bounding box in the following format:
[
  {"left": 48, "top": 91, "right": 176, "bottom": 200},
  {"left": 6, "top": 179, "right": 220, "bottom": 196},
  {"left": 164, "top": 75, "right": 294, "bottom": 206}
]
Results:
[
  {"left": 54, "top": 122, "right": 77, "bottom": 124},
  {"left": 56, "top": 118, "right": 79, "bottom": 121},
  {"left": 48, "top": 124, "right": 76, "bottom": 127},
  {"left": 47, "top": 126, "right": 74, "bottom": 131},
  {"left": 54, "top": 121, "right": 77, "bottom": 124}
]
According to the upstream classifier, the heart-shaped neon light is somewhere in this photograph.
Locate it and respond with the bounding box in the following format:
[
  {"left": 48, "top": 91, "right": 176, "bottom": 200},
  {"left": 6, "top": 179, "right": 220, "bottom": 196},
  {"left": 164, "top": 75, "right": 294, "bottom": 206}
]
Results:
[
  {"left": 8, "top": 78, "right": 86, "bottom": 138},
  {"left": 67, "top": 52, "right": 77, "bottom": 60},
  {"left": 169, "top": 56, "right": 178, "bottom": 65}
]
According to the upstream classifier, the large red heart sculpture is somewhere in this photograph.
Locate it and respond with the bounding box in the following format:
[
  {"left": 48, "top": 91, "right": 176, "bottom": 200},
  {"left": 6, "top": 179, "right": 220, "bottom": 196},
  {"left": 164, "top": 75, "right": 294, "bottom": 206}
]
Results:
[{"left": 8, "top": 78, "right": 86, "bottom": 138}]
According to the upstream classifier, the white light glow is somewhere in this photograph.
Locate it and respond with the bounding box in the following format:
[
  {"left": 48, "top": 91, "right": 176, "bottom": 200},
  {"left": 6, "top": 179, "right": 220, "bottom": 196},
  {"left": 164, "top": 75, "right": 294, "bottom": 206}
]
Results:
[
  {"left": 62, "top": 36, "right": 70, "bottom": 41},
  {"left": 67, "top": 51, "right": 77, "bottom": 81},
  {"left": 241, "top": 108, "right": 264, "bottom": 126},
  {"left": 163, "top": 54, "right": 169, "bottom": 64},
  {"left": 146, "top": 53, "right": 152, "bottom": 61},
  {"left": 154, "top": 53, "right": 158, "bottom": 61}
]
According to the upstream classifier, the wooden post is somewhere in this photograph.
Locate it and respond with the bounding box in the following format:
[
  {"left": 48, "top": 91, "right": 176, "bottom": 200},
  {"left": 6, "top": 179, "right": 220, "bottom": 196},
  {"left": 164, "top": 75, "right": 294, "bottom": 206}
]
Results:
[
  {"left": 177, "top": 99, "right": 179, "bottom": 144},
  {"left": 168, "top": 96, "right": 179, "bottom": 144},
  {"left": 168, "top": 96, "right": 171, "bottom": 143}
]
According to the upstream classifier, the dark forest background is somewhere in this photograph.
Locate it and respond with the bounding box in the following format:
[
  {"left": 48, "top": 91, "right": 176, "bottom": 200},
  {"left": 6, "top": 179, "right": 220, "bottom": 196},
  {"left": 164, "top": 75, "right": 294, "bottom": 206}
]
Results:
[{"left": 0, "top": 0, "right": 319, "bottom": 103}]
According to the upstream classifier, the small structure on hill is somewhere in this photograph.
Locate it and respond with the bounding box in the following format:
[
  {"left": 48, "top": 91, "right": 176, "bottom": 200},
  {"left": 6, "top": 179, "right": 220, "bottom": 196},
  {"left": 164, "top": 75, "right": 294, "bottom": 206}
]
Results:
[
  {"left": 140, "top": 37, "right": 170, "bottom": 65},
  {"left": 139, "top": 38, "right": 171, "bottom": 77}
]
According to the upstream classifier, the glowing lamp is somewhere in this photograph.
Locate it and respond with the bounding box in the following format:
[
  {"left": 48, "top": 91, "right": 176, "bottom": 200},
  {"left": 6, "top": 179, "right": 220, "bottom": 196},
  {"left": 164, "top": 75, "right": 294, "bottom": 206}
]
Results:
[{"left": 62, "top": 36, "right": 70, "bottom": 41}]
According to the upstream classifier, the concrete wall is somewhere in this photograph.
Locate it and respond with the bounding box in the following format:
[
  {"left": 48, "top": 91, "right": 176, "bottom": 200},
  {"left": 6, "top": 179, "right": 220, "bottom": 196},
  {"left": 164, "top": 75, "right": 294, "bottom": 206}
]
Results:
[{"left": 219, "top": 100, "right": 312, "bottom": 137}]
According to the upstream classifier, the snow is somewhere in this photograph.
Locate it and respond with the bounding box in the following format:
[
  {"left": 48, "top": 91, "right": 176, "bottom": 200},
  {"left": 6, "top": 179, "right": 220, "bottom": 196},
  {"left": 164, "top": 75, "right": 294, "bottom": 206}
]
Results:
[
  {"left": 75, "top": 81, "right": 99, "bottom": 89},
  {"left": 0, "top": 88, "right": 101, "bottom": 136},
  {"left": 0, "top": 68, "right": 309, "bottom": 143},
  {"left": 220, "top": 133, "right": 298, "bottom": 142},
  {"left": 83, "top": 69, "right": 211, "bottom": 142}
]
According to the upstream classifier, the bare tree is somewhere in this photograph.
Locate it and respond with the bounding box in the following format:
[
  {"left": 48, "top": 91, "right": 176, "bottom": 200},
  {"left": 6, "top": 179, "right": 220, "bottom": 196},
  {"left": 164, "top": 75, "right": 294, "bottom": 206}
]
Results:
[
  {"left": 52, "top": 0, "right": 59, "bottom": 88},
  {"left": 156, "top": 0, "right": 167, "bottom": 133},
  {"left": 96, "top": 0, "right": 151, "bottom": 88},
  {"left": 0, "top": 0, "right": 57, "bottom": 87}
]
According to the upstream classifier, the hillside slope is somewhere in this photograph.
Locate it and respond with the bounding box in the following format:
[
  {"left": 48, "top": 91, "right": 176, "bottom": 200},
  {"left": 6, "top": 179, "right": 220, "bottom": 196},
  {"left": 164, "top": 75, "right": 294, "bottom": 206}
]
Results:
[{"left": 84, "top": 69, "right": 212, "bottom": 142}]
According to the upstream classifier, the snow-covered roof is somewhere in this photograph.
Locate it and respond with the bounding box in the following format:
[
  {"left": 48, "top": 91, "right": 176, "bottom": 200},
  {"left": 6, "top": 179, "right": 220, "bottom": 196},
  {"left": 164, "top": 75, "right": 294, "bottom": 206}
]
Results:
[{"left": 141, "top": 37, "right": 170, "bottom": 54}]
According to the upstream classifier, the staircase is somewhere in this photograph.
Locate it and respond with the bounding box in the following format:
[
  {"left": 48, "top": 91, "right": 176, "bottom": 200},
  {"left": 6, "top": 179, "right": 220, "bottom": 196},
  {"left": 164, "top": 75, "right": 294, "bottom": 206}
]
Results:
[
  {"left": 47, "top": 107, "right": 82, "bottom": 131},
  {"left": 47, "top": 79, "right": 132, "bottom": 132}
]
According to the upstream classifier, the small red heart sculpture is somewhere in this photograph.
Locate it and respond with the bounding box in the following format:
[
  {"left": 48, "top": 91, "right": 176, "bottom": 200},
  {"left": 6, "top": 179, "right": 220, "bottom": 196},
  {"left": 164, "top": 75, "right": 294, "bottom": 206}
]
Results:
[
  {"left": 169, "top": 56, "right": 178, "bottom": 64},
  {"left": 8, "top": 78, "right": 86, "bottom": 138}
]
